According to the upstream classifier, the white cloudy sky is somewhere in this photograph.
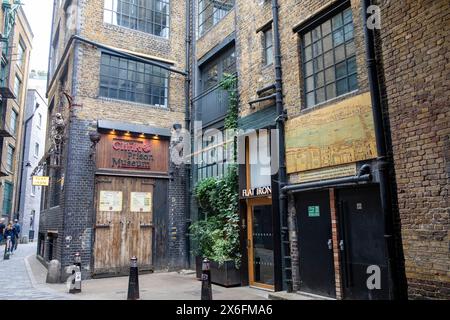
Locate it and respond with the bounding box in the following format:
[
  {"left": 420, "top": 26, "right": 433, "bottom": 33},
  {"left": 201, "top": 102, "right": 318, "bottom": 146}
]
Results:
[{"left": 22, "top": 0, "right": 53, "bottom": 72}]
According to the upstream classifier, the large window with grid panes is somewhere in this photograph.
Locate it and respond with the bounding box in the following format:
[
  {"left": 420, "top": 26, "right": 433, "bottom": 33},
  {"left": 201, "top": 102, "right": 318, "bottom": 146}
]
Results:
[
  {"left": 196, "top": 128, "right": 233, "bottom": 182},
  {"left": 198, "top": 0, "right": 234, "bottom": 36},
  {"left": 104, "top": 0, "right": 170, "bottom": 38},
  {"left": 99, "top": 53, "right": 169, "bottom": 107},
  {"left": 301, "top": 6, "right": 358, "bottom": 108}
]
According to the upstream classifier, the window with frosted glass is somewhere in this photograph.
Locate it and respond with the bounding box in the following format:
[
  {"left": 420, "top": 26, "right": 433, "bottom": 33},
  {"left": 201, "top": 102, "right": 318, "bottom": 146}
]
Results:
[
  {"left": 104, "top": 0, "right": 170, "bottom": 38},
  {"left": 301, "top": 7, "right": 358, "bottom": 108},
  {"left": 99, "top": 53, "right": 169, "bottom": 107}
]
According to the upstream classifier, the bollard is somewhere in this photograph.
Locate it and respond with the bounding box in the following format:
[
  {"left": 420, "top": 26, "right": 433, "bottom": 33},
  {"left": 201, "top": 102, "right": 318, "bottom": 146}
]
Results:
[
  {"left": 3, "top": 236, "right": 11, "bottom": 260},
  {"left": 201, "top": 258, "right": 212, "bottom": 300},
  {"left": 69, "top": 252, "right": 82, "bottom": 294},
  {"left": 127, "top": 256, "right": 140, "bottom": 300}
]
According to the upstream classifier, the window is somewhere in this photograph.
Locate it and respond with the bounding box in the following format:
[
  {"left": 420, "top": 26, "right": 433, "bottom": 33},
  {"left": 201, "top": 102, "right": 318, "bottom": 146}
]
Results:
[
  {"left": 100, "top": 53, "right": 169, "bottom": 107},
  {"left": 301, "top": 7, "right": 357, "bottom": 108},
  {"left": 14, "top": 75, "right": 22, "bottom": 100},
  {"left": 200, "top": 47, "right": 236, "bottom": 91},
  {"left": 10, "top": 110, "right": 17, "bottom": 135},
  {"left": 31, "top": 185, "right": 36, "bottom": 196},
  {"left": 263, "top": 28, "right": 274, "bottom": 66},
  {"left": 35, "top": 143, "right": 40, "bottom": 157},
  {"left": 0, "top": 62, "right": 6, "bottom": 87},
  {"left": 104, "top": 0, "right": 170, "bottom": 38},
  {"left": 198, "top": 0, "right": 234, "bottom": 36},
  {"left": 38, "top": 113, "right": 42, "bottom": 128},
  {"left": 2, "top": 182, "right": 13, "bottom": 217},
  {"left": 6, "top": 145, "right": 15, "bottom": 172},
  {"left": 196, "top": 128, "right": 231, "bottom": 182},
  {"left": 50, "top": 167, "right": 62, "bottom": 208},
  {"left": 16, "top": 41, "right": 26, "bottom": 69}
]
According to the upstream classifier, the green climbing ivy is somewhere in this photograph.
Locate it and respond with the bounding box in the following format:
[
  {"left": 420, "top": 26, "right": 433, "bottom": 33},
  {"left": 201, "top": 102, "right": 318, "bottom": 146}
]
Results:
[{"left": 190, "top": 73, "right": 240, "bottom": 268}]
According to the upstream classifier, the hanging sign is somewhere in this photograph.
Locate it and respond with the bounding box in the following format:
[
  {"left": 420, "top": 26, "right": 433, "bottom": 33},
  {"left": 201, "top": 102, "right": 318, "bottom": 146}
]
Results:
[
  {"left": 32, "top": 176, "right": 50, "bottom": 186},
  {"left": 130, "top": 192, "right": 152, "bottom": 212},
  {"left": 99, "top": 191, "right": 123, "bottom": 212}
]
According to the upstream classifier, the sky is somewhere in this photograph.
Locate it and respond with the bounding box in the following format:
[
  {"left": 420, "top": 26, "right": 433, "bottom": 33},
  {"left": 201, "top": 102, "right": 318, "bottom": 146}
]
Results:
[{"left": 22, "top": 0, "right": 53, "bottom": 72}]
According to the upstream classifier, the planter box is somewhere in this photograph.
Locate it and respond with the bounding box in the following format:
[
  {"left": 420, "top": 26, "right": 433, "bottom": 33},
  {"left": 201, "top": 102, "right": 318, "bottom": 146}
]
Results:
[{"left": 195, "top": 256, "right": 241, "bottom": 288}]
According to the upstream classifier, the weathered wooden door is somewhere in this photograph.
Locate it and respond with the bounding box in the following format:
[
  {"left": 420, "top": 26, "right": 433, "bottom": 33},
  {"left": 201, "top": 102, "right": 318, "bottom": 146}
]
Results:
[{"left": 93, "top": 176, "right": 154, "bottom": 275}]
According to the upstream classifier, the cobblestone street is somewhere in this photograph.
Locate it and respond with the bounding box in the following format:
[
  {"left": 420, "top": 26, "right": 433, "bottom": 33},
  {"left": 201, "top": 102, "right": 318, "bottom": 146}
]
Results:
[
  {"left": 0, "top": 243, "right": 270, "bottom": 300},
  {"left": 0, "top": 243, "right": 67, "bottom": 300}
]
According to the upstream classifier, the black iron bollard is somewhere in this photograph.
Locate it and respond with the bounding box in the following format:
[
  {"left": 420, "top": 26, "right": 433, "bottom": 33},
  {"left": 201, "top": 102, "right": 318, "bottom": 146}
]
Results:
[
  {"left": 201, "top": 258, "right": 212, "bottom": 300},
  {"left": 127, "top": 256, "right": 140, "bottom": 300},
  {"left": 69, "top": 252, "right": 82, "bottom": 294}
]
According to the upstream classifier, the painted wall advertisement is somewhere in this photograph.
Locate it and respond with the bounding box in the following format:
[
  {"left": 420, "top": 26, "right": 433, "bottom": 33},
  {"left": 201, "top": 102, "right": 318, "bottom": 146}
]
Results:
[{"left": 285, "top": 92, "right": 377, "bottom": 175}]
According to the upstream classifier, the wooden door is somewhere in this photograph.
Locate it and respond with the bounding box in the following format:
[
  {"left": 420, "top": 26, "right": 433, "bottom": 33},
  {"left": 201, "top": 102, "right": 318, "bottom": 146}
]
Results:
[{"left": 93, "top": 176, "right": 154, "bottom": 275}]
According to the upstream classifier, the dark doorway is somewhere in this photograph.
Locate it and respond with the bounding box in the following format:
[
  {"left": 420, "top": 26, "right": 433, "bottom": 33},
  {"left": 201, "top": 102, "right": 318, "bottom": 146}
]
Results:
[
  {"left": 337, "top": 185, "right": 389, "bottom": 300},
  {"left": 295, "top": 191, "right": 336, "bottom": 298}
]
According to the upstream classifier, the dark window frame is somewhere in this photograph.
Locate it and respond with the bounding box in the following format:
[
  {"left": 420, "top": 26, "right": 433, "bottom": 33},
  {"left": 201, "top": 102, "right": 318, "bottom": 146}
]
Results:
[
  {"left": 198, "top": 0, "right": 234, "bottom": 37},
  {"left": 199, "top": 46, "right": 236, "bottom": 92},
  {"left": 2, "top": 181, "right": 13, "bottom": 217},
  {"left": 299, "top": 4, "right": 358, "bottom": 109},
  {"left": 6, "top": 144, "right": 15, "bottom": 172},
  {"left": 263, "top": 27, "right": 274, "bottom": 66},
  {"left": 99, "top": 52, "right": 170, "bottom": 108},
  {"left": 103, "top": 0, "right": 170, "bottom": 38},
  {"left": 10, "top": 109, "right": 18, "bottom": 136}
]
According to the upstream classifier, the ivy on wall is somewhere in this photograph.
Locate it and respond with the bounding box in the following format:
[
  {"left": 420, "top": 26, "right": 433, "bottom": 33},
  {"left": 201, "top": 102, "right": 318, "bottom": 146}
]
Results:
[{"left": 189, "top": 73, "right": 241, "bottom": 268}]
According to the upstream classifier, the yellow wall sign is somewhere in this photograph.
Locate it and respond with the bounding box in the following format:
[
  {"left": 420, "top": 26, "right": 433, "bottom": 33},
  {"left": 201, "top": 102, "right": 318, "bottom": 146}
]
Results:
[
  {"left": 32, "top": 176, "right": 50, "bottom": 186},
  {"left": 285, "top": 92, "right": 377, "bottom": 174}
]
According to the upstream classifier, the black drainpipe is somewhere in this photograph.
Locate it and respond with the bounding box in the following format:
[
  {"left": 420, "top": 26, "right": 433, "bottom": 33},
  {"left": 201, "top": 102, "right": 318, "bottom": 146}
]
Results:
[
  {"left": 362, "top": 0, "right": 403, "bottom": 299},
  {"left": 184, "top": 0, "right": 192, "bottom": 269},
  {"left": 271, "top": 0, "right": 292, "bottom": 292}
]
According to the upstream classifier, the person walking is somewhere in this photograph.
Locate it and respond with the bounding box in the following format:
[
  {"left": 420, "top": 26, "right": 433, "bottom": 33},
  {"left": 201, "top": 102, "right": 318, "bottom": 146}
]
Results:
[
  {"left": 13, "top": 219, "right": 21, "bottom": 251},
  {"left": 4, "top": 223, "right": 14, "bottom": 255},
  {"left": 0, "top": 218, "right": 5, "bottom": 244}
]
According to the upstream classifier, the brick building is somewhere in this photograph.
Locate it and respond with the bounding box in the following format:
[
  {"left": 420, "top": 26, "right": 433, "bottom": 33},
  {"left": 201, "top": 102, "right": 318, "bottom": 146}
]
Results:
[
  {"left": 0, "top": 2, "right": 33, "bottom": 224},
  {"left": 36, "top": 0, "right": 448, "bottom": 299},
  {"left": 188, "top": 0, "right": 448, "bottom": 300},
  {"left": 37, "top": 0, "right": 189, "bottom": 279}
]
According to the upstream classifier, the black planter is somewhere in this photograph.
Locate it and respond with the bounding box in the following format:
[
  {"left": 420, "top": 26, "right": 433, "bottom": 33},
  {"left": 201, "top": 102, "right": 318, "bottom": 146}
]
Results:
[{"left": 195, "top": 256, "right": 241, "bottom": 287}]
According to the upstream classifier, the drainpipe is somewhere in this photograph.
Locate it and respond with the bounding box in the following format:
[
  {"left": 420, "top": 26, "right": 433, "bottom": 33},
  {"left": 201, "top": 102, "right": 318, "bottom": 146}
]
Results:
[
  {"left": 271, "top": 0, "right": 291, "bottom": 292},
  {"left": 362, "top": 0, "right": 404, "bottom": 299},
  {"left": 184, "top": 0, "right": 192, "bottom": 269}
]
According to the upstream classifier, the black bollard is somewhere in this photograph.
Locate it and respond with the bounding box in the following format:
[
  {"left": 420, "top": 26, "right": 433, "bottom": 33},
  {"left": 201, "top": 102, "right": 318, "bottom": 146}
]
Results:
[
  {"left": 201, "top": 258, "right": 212, "bottom": 300},
  {"left": 127, "top": 256, "right": 140, "bottom": 300},
  {"left": 69, "top": 252, "right": 82, "bottom": 294}
]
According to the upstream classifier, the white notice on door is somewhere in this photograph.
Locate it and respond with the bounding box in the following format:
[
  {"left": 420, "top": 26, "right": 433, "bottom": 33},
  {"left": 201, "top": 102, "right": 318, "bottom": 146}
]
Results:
[
  {"left": 99, "top": 191, "right": 123, "bottom": 212},
  {"left": 130, "top": 192, "right": 152, "bottom": 212}
]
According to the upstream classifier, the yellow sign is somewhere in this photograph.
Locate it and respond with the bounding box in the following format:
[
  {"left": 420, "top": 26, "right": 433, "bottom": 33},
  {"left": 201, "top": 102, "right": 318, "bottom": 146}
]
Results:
[
  {"left": 130, "top": 192, "right": 152, "bottom": 213},
  {"left": 99, "top": 191, "right": 123, "bottom": 212},
  {"left": 285, "top": 92, "right": 377, "bottom": 174},
  {"left": 32, "top": 176, "right": 50, "bottom": 186},
  {"left": 290, "top": 164, "right": 357, "bottom": 184}
]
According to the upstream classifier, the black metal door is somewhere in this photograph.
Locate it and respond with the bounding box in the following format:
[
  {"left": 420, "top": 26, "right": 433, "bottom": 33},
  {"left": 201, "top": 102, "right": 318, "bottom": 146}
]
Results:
[
  {"left": 296, "top": 191, "right": 336, "bottom": 298},
  {"left": 338, "top": 186, "right": 389, "bottom": 300}
]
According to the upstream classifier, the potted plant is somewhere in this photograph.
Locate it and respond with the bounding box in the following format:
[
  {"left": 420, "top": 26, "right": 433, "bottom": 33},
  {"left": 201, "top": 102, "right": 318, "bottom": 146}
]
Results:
[{"left": 190, "top": 165, "right": 241, "bottom": 287}]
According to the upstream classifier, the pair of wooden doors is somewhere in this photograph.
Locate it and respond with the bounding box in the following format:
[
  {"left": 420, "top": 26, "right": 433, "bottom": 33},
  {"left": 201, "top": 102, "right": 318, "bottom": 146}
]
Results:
[{"left": 93, "top": 176, "right": 154, "bottom": 275}]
